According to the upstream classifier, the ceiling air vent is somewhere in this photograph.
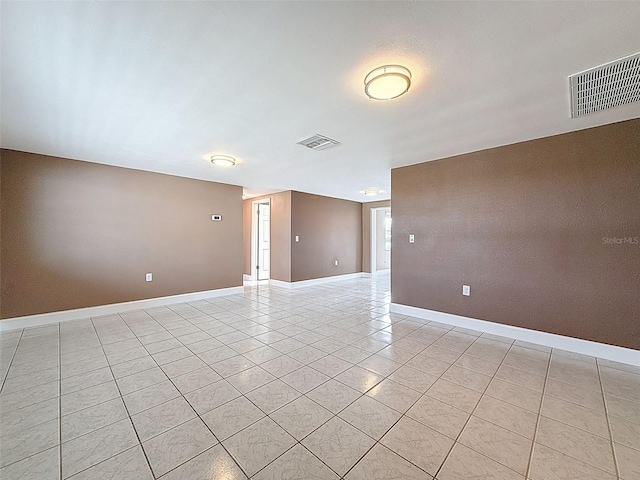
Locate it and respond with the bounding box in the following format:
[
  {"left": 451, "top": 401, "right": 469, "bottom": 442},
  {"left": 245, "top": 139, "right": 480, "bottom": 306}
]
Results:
[
  {"left": 297, "top": 134, "right": 340, "bottom": 151},
  {"left": 569, "top": 52, "right": 640, "bottom": 118}
]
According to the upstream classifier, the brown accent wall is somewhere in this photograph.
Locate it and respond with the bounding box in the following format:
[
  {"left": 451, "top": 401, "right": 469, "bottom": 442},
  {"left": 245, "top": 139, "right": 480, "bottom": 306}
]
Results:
[
  {"left": 391, "top": 119, "right": 640, "bottom": 350},
  {"left": 1, "top": 150, "right": 243, "bottom": 319},
  {"left": 242, "top": 191, "right": 292, "bottom": 282},
  {"left": 291, "top": 191, "right": 362, "bottom": 282},
  {"left": 362, "top": 200, "right": 391, "bottom": 273}
]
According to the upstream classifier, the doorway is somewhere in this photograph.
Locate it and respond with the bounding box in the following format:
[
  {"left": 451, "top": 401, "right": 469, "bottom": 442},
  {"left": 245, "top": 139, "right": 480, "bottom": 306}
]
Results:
[
  {"left": 370, "top": 207, "right": 391, "bottom": 277},
  {"left": 251, "top": 199, "right": 271, "bottom": 281}
]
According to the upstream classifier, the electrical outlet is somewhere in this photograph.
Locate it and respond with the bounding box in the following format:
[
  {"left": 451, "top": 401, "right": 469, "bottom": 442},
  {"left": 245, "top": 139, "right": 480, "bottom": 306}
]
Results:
[
  {"left": 146, "top": 273, "right": 153, "bottom": 282},
  {"left": 409, "top": 234, "right": 415, "bottom": 243},
  {"left": 462, "top": 285, "right": 470, "bottom": 296},
  {"left": 334, "top": 260, "right": 339, "bottom": 266},
  {"left": 295, "top": 235, "right": 299, "bottom": 242}
]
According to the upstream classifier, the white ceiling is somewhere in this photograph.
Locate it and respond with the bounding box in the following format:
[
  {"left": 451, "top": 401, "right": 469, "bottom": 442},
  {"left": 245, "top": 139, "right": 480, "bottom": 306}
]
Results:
[{"left": 2, "top": 1, "right": 639, "bottom": 202}]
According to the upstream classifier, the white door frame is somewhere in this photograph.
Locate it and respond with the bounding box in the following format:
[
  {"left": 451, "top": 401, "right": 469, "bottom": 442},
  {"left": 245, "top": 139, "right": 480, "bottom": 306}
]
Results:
[
  {"left": 370, "top": 207, "right": 391, "bottom": 278},
  {"left": 251, "top": 198, "right": 271, "bottom": 282}
]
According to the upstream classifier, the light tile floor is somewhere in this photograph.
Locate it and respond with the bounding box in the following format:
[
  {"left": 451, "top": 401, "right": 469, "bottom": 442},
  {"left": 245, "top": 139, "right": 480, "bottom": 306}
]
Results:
[{"left": 1, "top": 276, "right": 639, "bottom": 479}]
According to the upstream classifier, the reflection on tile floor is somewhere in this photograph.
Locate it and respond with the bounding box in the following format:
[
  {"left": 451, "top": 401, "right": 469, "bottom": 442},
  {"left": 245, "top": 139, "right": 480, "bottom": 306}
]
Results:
[{"left": 1, "top": 276, "right": 639, "bottom": 479}]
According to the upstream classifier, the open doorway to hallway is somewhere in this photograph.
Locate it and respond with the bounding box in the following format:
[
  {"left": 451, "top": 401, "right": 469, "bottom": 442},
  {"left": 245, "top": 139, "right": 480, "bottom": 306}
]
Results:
[
  {"left": 251, "top": 198, "right": 271, "bottom": 282},
  {"left": 370, "top": 206, "right": 391, "bottom": 277}
]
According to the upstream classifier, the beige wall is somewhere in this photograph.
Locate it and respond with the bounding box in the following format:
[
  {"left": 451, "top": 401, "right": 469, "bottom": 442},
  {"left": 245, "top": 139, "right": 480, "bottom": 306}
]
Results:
[
  {"left": 391, "top": 119, "right": 640, "bottom": 350},
  {"left": 376, "top": 208, "right": 391, "bottom": 271},
  {"left": 362, "top": 200, "right": 391, "bottom": 273},
  {"left": 290, "top": 191, "right": 362, "bottom": 282},
  {"left": 242, "top": 191, "right": 292, "bottom": 282},
  {"left": 1, "top": 150, "right": 243, "bottom": 319}
]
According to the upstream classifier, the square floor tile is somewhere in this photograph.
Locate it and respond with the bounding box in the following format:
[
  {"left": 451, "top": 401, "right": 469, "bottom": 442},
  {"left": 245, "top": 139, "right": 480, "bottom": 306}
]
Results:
[
  {"left": 184, "top": 379, "right": 241, "bottom": 415},
  {"left": 366, "top": 378, "right": 422, "bottom": 413},
  {"left": 122, "top": 380, "right": 181, "bottom": 415},
  {"left": 306, "top": 379, "right": 362, "bottom": 413},
  {"left": 160, "top": 445, "right": 247, "bottom": 480},
  {"left": 345, "top": 443, "right": 432, "bottom": 480},
  {"left": 227, "top": 366, "right": 276, "bottom": 394},
  {"left": 380, "top": 416, "right": 453, "bottom": 476},
  {"left": 143, "top": 418, "right": 217, "bottom": 477},
  {"left": 132, "top": 396, "right": 197, "bottom": 441},
  {"left": 281, "top": 366, "right": 330, "bottom": 394},
  {"left": 0, "top": 446, "right": 60, "bottom": 480},
  {"left": 438, "top": 442, "right": 521, "bottom": 480},
  {"left": 62, "top": 418, "right": 138, "bottom": 478},
  {"left": 535, "top": 416, "right": 616, "bottom": 474},
  {"left": 201, "top": 395, "right": 265, "bottom": 441},
  {"left": 302, "top": 416, "right": 375, "bottom": 476},
  {"left": 253, "top": 444, "right": 338, "bottom": 480},
  {"left": 61, "top": 397, "right": 128, "bottom": 442},
  {"left": 67, "top": 445, "right": 153, "bottom": 480},
  {"left": 245, "top": 379, "right": 301, "bottom": 414},
  {"left": 458, "top": 416, "right": 532, "bottom": 475},
  {"left": 339, "top": 395, "right": 401, "bottom": 439},
  {"left": 223, "top": 417, "right": 296, "bottom": 477},
  {"left": 335, "top": 366, "right": 383, "bottom": 393},
  {"left": 271, "top": 395, "right": 333, "bottom": 440}
]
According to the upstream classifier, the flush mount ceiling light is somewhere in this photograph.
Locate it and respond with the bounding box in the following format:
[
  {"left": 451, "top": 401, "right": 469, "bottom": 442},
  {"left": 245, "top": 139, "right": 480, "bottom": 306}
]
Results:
[
  {"left": 362, "top": 188, "right": 382, "bottom": 196},
  {"left": 210, "top": 155, "right": 236, "bottom": 167},
  {"left": 364, "top": 65, "right": 412, "bottom": 100}
]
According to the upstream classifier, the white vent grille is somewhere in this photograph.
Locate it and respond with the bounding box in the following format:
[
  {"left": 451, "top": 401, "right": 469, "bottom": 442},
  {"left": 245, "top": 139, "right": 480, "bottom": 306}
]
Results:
[
  {"left": 297, "top": 134, "right": 340, "bottom": 151},
  {"left": 569, "top": 52, "right": 640, "bottom": 118}
]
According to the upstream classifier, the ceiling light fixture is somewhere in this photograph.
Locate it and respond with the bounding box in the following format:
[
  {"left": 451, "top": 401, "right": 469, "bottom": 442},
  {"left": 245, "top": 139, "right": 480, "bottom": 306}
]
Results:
[
  {"left": 364, "top": 65, "right": 412, "bottom": 100},
  {"left": 363, "top": 188, "right": 381, "bottom": 196},
  {"left": 210, "top": 155, "right": 236, "bottom": 167}
]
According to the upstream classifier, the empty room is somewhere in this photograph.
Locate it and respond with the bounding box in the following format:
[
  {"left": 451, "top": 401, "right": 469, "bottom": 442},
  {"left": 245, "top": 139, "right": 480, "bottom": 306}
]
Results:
[{"left": 1, "top": 1, "right": 639, "bottom": 479}]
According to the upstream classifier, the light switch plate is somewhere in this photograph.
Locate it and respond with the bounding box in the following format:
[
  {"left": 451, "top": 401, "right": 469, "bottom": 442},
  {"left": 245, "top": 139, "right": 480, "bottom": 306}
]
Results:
[{"left": 463, "top": 285, "right": 470, "bottom": 296}]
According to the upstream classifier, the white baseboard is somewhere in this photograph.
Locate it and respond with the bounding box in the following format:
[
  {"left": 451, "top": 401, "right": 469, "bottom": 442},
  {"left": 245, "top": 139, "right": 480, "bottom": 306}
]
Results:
[
  {"left": 270, "top": 272, "right": 366, "bottom": 290},
  {"left": 0, "top": 286, "right": 244, "bottom": 332},
  {"left": 390, "top": 303, "right": 640, "bottom": 367},
  {"left": 243, "top": 274, "right": 253, "bottom": 282}
]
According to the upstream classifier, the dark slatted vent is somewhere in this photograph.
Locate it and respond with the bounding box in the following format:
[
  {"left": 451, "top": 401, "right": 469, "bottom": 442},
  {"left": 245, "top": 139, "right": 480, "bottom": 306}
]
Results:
[
  {"left": 297, "top": 134, "right": 340, "bottom": 151},
  {"left": 569, "top": 52, "right": 640, "bottom": 118}
]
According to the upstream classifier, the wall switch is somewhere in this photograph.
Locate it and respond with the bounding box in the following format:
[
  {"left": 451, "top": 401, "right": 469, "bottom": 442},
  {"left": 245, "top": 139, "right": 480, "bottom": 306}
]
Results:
[
  {"left": 211, "top": 214, "right": 222, "bottom": 221},
  {"left": 409, "top": 234, "right": 415, "bottom": 243},
  {"left": 334, "top": 260, "right": 339, "bottom": 266},
  {"left": 295, "top": 235, "right": 299, "bottom": 242},
  {"left": 146, "top": 273, "right": 153, "bottom": 282},
  {"left": 462, "top": 285, "right": 470, "bottom": 296}
]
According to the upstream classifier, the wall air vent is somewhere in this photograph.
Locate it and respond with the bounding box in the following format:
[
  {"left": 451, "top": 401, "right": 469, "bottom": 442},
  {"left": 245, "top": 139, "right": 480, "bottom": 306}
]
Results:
[
  {"left": 297, "top": 134, "right": 340, "bottom": 151},
  {"left": 569, "top": 52, "right": 640, "bottom": 118}
]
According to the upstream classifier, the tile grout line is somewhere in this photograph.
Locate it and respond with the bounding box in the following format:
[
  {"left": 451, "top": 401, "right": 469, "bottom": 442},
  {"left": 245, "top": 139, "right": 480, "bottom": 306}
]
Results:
[
  {"left": 523, "top": 344, "right": 553, "bottom": 479},
  {"left": 85, "top": 313, "right": 158, "bottom": 480},
  {"left": 137, "top": 314, "right": 252, "bottom": 480},
  {"left": 596, "top": 357, "right": 622, "bottom": 480},
  {"left": 431, "top": 334, "right": 514, "bottom": 479},
  {"left": 0, "top": 328, "right": 24, "bottom": 393}
]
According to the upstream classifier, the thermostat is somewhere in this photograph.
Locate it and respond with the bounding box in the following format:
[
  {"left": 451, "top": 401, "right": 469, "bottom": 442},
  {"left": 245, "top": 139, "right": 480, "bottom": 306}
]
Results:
[{"left": 211, "top": 214, "right": 222, "bottom": 221}]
